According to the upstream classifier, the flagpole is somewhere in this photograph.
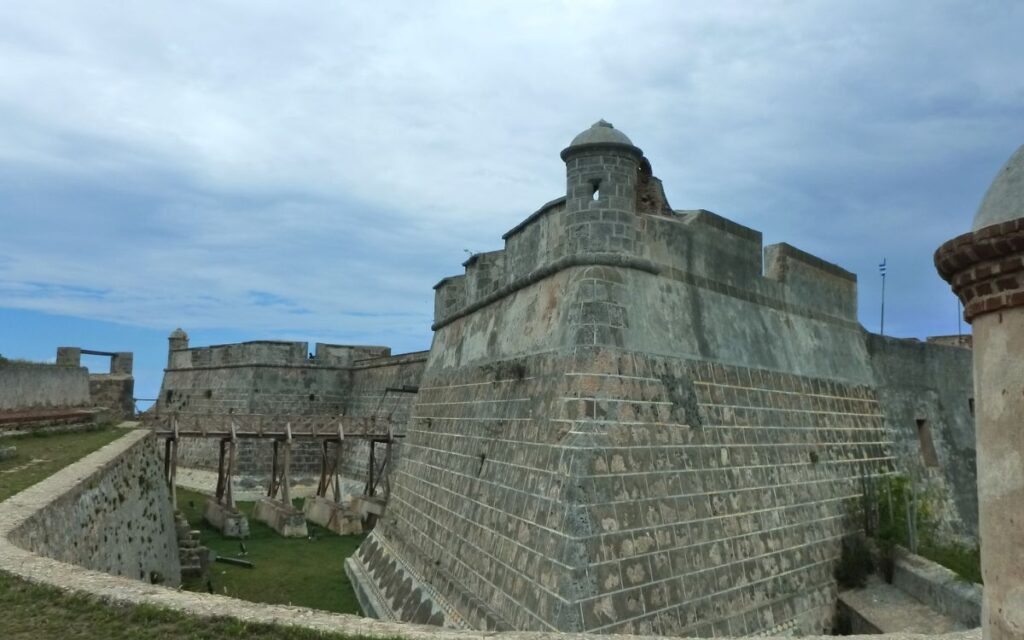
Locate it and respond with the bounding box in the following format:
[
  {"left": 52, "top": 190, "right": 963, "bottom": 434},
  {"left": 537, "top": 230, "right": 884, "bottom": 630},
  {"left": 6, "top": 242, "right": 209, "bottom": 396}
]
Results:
[{"left": 879, "top": 258, "right": 887, "bottom": 336}]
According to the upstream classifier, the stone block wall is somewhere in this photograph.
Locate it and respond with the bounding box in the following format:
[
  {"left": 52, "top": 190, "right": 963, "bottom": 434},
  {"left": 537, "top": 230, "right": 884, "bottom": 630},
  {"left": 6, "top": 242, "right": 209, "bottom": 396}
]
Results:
[
  {"left": 0, "top": 362, "right": 91, "bottom": 411},
  {"left": 90, "top": 374, "right": 135, "bottom": 421},
  {"left": 350, "top": 345, "right": 894, "bottom": 635},
  {"left": 351, "top": 125, "right": 973, "bottom": 636},
  {"left": 868, "top": 335, "right": 978, "bottom": 542},
  {"left": 6, "top": 430, "right": 181, "bottom": 587},
  {"left": 159, "top": 348, "right": 427, "bottom": 486},
  {"left": 159, "top": 365, "right": 349, "bottom": 416}
]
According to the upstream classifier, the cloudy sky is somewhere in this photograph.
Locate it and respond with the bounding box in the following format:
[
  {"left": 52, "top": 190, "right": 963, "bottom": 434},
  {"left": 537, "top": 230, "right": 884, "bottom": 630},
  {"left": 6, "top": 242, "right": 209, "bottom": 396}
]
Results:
[{"left": 2, "top": 1, "right": 1023, "bottom": 402}]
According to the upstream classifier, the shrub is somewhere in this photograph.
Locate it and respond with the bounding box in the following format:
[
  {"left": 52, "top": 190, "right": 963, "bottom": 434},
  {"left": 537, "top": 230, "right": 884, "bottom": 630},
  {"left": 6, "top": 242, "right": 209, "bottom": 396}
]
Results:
[{"left": 835, "top": 534, "right": 873, "bottom": 589}]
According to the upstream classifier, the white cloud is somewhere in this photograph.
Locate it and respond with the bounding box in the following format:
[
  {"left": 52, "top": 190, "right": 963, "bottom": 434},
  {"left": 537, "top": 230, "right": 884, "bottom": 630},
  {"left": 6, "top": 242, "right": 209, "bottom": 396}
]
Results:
[{"left": 0, "top": 0, "right": 1023, "bottom": 343}]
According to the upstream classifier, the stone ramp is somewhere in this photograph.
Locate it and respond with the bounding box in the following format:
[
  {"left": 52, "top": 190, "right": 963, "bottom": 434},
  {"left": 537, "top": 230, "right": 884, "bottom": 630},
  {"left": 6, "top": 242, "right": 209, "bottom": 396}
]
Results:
[{"left": 839, "top": 576, "right": 966, "bottom": 634}]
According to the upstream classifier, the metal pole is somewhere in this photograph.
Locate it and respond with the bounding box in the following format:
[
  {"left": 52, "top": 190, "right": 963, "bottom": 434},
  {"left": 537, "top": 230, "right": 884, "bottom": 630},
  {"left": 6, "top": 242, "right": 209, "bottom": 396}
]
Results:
[{"left": 880, "top": 272, "right": 886, "bottom": 336}]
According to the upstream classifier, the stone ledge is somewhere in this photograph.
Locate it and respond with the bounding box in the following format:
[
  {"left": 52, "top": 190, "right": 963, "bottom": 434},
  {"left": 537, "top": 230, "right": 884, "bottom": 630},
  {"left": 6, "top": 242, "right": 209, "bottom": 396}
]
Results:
[{"left": 0, "top": 429, "right": 983, "bottom": 640}]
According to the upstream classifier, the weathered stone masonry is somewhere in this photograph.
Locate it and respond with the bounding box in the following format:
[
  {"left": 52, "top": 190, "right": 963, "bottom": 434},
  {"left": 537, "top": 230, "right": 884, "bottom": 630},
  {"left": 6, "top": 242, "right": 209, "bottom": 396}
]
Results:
[
  {"left": 5, "top": 429, "right": 181, "bottom": 587},
  {"left": 155, "top": 333, "right": 427, "bottom": 484},
  {"left": 346, "top": 121, "right": 977, "bottom": 636},
  {"left": 935, "top": 143, "right": 1024, "bottom": 640}
]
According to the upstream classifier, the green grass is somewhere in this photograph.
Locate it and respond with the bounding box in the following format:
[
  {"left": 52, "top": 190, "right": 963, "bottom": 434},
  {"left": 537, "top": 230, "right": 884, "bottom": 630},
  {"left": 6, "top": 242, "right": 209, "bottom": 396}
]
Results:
[
  {"left": 919, "top": 541, "right": 983, "bottom": 585},
  {"left": 0, "top": 572, "right": 383, "bottom": 639},
  {"left": 177, "top": 489, "right": 365, "bottom": 614},
  {"left": 0, "top": 425, "right": 123, "bottom": 501},
  {"left": 868, "top": 474, "right": 983, "bottom": 584}
]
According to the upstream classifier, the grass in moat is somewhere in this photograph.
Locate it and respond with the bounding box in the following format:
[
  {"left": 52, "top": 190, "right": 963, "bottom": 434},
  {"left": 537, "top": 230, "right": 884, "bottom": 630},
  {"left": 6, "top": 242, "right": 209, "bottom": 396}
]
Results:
[
  {"left": 0, "top": 427, "right": 376, "bottom": 639},
  {"left": 0, "top": 424, "right": 123, "bottom": 500},
  {"left": 177, "top": 488, "right": 366, "bottom": 614}
]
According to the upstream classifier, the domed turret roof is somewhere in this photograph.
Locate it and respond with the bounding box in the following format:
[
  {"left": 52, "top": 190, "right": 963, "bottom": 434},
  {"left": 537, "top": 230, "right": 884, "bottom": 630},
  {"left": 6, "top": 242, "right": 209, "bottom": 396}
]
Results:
[
  {"left": 567, "top": 119, "right": 634, "bottom": 147},
  {"left": 974, "top": 143, "right": 1024, "bottom": 231},
  {"left": 169, "top": 327, "right": 188, "bottom": 339}
]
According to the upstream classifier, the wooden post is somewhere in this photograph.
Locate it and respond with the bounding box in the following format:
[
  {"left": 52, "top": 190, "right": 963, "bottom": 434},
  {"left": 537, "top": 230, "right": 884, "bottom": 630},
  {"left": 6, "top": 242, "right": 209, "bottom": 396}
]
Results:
[
  {"left": 268, "top": 439, "right": 280, "bottom": 498},
  {"left": 334, "top": 420, "right": 345, "bottom": 503},
  {"left": 317, "top": 440, "right": 329, "bottom": 498},
  {"left": 282, "top": 422, "right": 292, "bottom": 506},
  {"left": 163, "top": 437, "right": 172, "bottom": 488},
  {"left": 226, "top": 421, "right": 237, "bottom": 509},
  {"left": 215, "top": 438, "right": 227, "bottom": 502},
  {"left": 170, "top": 418, "right": 179, "bottom": 510}
]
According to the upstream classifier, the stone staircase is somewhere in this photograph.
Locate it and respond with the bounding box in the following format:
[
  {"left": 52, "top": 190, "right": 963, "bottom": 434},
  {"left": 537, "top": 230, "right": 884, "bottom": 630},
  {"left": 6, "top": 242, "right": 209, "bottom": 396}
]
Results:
[{"left": 174, "top": 511, "right": 210, "bottom": 580}]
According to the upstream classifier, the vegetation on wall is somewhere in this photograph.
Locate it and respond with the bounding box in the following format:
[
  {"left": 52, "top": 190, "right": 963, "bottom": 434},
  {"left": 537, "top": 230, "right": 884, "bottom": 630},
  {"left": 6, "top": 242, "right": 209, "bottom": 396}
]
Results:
[{"left": 865, "top": 474, "right": 982, "bottom": 585}]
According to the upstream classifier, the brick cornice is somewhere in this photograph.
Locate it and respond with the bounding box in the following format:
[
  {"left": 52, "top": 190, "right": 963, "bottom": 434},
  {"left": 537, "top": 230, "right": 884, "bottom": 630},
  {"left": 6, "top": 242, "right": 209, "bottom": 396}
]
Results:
[{"left": 935, "top": 216, "right": 1024, "bottom": 322}]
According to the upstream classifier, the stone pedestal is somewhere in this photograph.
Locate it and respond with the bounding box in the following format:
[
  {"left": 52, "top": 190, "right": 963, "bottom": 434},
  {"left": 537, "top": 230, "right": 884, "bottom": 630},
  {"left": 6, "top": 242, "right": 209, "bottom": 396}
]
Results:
[
  {"left": 203, "top": 497, "right": 249, "bottom": 538},
  {"left": 350, "top": 494, "right": 386, "bottom": 530},
  {"left": 303, "top": 495, "right": 363, "bottom": 535},
  {"left": 253, "top": 497, "right": 308, "bottom": 537}
]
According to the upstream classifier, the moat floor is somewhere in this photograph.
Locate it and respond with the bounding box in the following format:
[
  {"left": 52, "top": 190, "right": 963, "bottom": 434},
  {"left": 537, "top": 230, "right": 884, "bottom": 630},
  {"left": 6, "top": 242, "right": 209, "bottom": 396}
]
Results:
[{"left": 177, "top": 488, "right": 365, "bottom": 614}]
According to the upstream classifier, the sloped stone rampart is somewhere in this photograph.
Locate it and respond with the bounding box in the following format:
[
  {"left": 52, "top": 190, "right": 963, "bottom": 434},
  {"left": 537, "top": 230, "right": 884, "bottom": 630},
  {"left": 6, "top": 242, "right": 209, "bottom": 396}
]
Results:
[
  {"left": 0, "top": 423, "right": 980, "bottom": 640},
  {"left": 351, "top": 345, "right": 895, "bottom": 635},
  {"left": 3, "top": 429, "right": 180, "bottom": 587}
]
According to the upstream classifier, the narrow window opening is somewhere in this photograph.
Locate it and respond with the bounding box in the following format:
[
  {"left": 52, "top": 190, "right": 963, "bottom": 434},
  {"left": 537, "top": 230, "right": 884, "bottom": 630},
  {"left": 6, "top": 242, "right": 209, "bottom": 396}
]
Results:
[
  {"left": 205, "top": 389, "right": 213, "bottom": 399},
  {"left": 968, "top": 398, "right": 975, "bottom": 417},
  {"left": 916, "top": 418, "right": 939, "bottom": 467},
  {"left": 591, "top": 180, "right": 601, "bottom": 201},
  {"left": 477, "top": 453, "right": 487, "bottom": 477},
  {"left": 165, "top": 390, "right": 173, "bottom": 403}
]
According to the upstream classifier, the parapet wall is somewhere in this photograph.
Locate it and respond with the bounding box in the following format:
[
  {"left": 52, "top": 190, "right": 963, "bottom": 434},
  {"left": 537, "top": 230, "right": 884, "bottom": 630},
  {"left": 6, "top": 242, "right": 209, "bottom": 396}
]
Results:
[
  {"left": 3, "top": 429, "right": 180, "bottom": 587},
  {"left": 0, "top": 362, "right": 91, "bottom": 412},
  {"left": 435, "top": 208, "right": 858, "bottom": 331}
]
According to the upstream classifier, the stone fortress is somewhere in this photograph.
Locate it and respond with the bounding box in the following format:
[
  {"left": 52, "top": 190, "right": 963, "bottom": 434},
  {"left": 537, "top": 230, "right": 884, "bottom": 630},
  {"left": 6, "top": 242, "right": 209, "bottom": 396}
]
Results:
[
  {"left": 5, "top": 122, "right": 1021, "bottom": 640},
  {"left": 153, "top": 332, "right": 426, "bottom": 488},
  {"left": 335, "top": 121, "right": 979, "bottom": 635}
]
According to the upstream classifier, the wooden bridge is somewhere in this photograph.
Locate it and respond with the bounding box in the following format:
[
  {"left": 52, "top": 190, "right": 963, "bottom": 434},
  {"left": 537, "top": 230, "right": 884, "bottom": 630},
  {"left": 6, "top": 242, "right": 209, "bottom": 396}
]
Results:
[{"left": 150, "top": 414, "right": 402, "bottom": 533}]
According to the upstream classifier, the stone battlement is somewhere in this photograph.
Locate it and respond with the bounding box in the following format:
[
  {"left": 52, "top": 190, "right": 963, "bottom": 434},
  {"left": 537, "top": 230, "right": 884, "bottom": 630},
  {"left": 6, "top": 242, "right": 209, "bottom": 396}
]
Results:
[
  {"left": 167, "top": 340, "right": 391, "bottom": 370},
  {"left": 434, "top": 161, "right": 858, "bottom": 330}
]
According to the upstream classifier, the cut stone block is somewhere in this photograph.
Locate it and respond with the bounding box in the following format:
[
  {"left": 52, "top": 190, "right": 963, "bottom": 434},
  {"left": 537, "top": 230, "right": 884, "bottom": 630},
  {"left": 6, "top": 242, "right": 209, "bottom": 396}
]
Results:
[
  {"left": 203, "top": 497, "right": 249, "bottom": 538},
  {"left": 303, "top": 495, "right": 363, "bottom": 535},
  {"left": 253, "top": 497, "right": 308, "bottom": 537},
  {"left": 349, "top": 494, "right": 386, "bottom": 530}
]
